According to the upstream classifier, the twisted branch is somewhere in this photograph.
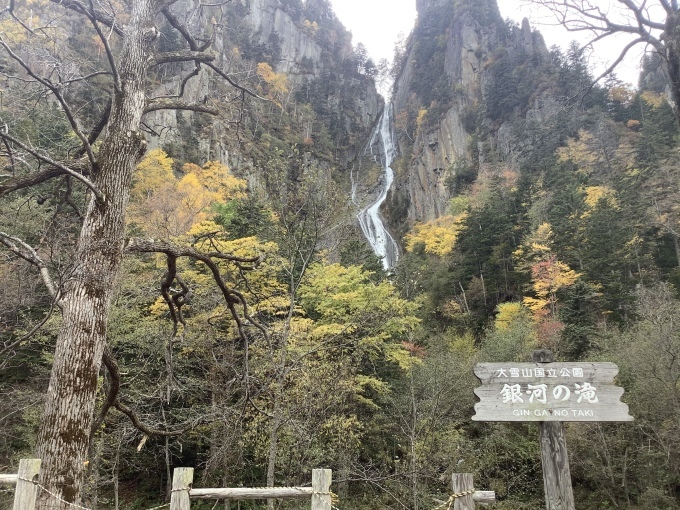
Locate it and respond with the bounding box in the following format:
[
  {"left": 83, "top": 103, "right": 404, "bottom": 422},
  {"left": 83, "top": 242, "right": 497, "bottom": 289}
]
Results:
[{"left": 126, "top": 238, "right": 269, "bottom": 342}]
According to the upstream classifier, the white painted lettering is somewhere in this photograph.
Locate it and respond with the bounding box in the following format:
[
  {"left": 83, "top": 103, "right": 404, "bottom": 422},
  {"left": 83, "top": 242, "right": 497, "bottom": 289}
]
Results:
[
  {"left": 526, "top": 384, "right": 548, "bottom": 404},
  {"left": 575, "top": 382, "right": 598, "bottom": 403},
  {"left": 553, "top": 385, "right": 571, "bottom": 401},
  {"left": 501, "top": 384, "right": 524, "bottom": 403}
]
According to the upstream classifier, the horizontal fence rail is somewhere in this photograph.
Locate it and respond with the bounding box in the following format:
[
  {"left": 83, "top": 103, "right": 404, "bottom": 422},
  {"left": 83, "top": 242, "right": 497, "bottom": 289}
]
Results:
[
  {"left": 170, "top": 467, "right": 333, "bottom": 510},
  {"left": 471, "top": 491, "right": 496, "bottom": 504},
  {"left": 0, "top": 474, "right": 18, "bottom": 485},
  {"left": 189, "top": 487, "right": 314, "bottom": 500}
]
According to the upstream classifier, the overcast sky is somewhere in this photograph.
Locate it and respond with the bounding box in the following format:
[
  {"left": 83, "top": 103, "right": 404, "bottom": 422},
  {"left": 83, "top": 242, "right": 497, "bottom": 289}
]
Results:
[{"left": 327, "top": 0, "right": 650, "bottom": 87}]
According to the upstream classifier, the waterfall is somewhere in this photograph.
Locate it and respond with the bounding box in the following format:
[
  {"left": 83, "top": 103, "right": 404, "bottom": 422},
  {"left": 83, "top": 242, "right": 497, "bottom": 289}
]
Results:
[{"left": 355, "top": 103, "right": 399, "bottom": 270}]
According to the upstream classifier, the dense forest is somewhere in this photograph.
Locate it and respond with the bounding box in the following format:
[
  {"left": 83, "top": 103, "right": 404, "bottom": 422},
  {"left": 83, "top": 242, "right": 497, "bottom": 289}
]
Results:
[{"left": 1, "top": 0, "right": 680, "bottom": 509}]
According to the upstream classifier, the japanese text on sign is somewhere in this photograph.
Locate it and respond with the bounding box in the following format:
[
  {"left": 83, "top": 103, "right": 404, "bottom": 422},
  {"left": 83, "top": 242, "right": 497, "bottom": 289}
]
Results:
[
  {"left": 472, "top": 362, "right": 634, "bottom": 422},
  {"left": 500, "top": 382, "right": 598, "bottom": 404},
  {"left": 495, "top": 367, "right": 585, "bottom": 378}
]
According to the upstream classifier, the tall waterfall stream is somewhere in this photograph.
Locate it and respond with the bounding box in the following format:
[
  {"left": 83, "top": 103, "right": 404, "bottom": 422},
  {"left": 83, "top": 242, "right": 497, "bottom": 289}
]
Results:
[{"left": 353, "top": 103, "right": 399, "bottom": 270}]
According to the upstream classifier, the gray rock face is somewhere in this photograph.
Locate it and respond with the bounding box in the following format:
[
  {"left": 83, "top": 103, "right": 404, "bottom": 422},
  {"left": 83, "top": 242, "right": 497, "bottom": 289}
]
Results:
[
  {"left": 145, "top": 0, "right": 380, "bottom": 170},
  {"left": 406, "top": 107, "right": 470, "bottom": 221},
  {"left": 393, "top": 7, "right": 500, "bottom": 222},
  {"left": 391, "top": 0, "right": 548, "bottom": 223},
  {"left": 246, "top": 0, "right": 323, "bottom": 79}
]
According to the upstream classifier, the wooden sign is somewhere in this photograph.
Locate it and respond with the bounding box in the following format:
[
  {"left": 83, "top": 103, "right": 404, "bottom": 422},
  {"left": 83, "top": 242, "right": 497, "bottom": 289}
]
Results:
[{"left": 472, "top": 362, "right": 633, "bottom": 422}]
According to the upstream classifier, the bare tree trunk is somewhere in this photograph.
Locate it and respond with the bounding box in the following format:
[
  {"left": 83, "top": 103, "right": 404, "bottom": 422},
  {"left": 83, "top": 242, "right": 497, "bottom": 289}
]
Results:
[
  {"left": 673, "top": 233, "right": 680, "bottom": 268},
  {"left": 266, "top": 398, "right": 282, "bottom": 510},
  {"left": 266, "top": 277, "right": 298, "bottom": 510},
  {"left": 409, "top": 366, "right": 418, "bottom": 510},
  {"left": 665, "top": 13, "right": 680, "bottom": 124},
  {"left": 35, "top": 2, "right": 155, "bottom": 508}
]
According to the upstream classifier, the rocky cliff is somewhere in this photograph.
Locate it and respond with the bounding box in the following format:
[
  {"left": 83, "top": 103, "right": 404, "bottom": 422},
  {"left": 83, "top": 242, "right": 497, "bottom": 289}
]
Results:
[
  {"left": 145, "top": 0, "right": 381, "bottom": 194},
  {"left": 389, "top": 0, "right": 548, "bottom": 223}
]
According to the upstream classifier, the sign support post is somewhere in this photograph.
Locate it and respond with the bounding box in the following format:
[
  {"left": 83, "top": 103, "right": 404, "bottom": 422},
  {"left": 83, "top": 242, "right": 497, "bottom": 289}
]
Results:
[
  {"left": 533, "top": 350, "right": 574, "bottom": 510},
  {"left": 472, "top": 349, "right": 633, "bottom": 510}
]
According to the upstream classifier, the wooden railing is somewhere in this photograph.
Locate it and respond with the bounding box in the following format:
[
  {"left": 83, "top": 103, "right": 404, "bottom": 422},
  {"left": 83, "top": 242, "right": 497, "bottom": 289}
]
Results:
[
  {"left": 0, "top": 461, "right": 332, "bottom": 510},
  {"left": 1, "top": 460, "right": 495, "bottom": 509},
  {"left": 0, "top": 458, "right": 41, "bottom": 510},
  {"left": 170, "top": 467, "right": 333, "bottom": 510}
]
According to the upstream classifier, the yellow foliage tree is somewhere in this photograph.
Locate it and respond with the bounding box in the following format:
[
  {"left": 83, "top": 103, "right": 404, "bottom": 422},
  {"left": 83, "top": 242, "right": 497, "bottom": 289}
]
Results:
[
  {"left": 404, "top": 213, "right": 468, "bottom": 256},
  {"left": 513, "top": 222, "right": 553, "bottom": 266},
  {"left": 523, "top": 256, "right": 580, "bottom": 317},
  {"left": 514, "top": 223, "right": 580, "bottom": 340},
  {"left": 303, "top": 19, "right": 319, "bottom": 35},
  {"left": 640, "top": 90, "right": 666, "bottom": 109},
  {"left": 129, "top": 157, "right": 246, "bottom": 239},
  {"left": 556, "top": 130, "right": 599, "bottom": 175},
  {"left": 416, "top": 108, "right": 428, "bottom": 130},
  {"left": 256, "top": 62, "right": 290, "bottom": 105},
  {"left": 131, "top": 148, "right": 175, "bottom": 201},
  {"left": 182, "top": 161, "right": 247, "bottom": 202},
  {"left": 296, "top": 262, "right": 420, "bottom": 370},
  {"left": 494, "top": 302, "right": 528, "bottom": 331},
  {"left": 608, "top": 85, "right": 635, "bottom": 106},
  {"left": 581, "top": 185, "right": 618, "bottom": 211}
]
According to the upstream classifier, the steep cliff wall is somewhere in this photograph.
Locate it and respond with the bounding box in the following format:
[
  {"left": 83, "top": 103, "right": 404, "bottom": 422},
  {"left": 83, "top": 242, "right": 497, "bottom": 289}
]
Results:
[
  {"left": 390, "top": 0, "right": 548, "bottom": 223},
  {"left": 246, "top": 0, "right": 325, "bottom": 78},
  {"left": 145, "top": 0, "right": 381, "bottom": 190}
]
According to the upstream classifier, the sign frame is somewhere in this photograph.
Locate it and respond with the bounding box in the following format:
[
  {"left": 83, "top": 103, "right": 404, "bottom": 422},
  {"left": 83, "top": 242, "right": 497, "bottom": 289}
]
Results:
[{"left": 472, "top": 361, "right": 633, "bottom": 422}]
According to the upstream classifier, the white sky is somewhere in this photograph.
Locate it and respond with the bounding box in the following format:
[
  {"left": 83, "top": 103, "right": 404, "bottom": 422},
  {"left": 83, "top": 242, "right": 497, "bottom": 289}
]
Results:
[{"left": 328, "top": 0, "right": 652, "bottom": 87}]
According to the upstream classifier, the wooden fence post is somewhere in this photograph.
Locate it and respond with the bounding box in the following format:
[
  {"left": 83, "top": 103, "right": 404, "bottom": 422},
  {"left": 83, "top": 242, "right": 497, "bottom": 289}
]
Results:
[
  {"left": 13, "top": 458, "right": 41, "bottom": 510},
  {"left": 451, "top": 473, "right": 475, "bottom": 510},
  {"left": 533, "top": 350, "right": 575, "bottom": 510},
  {"left": 170, "top": 467, "right": 194, "bottom": 510},
  {"left": 311, "top": 469, "right": 332, "bottom": 510}
]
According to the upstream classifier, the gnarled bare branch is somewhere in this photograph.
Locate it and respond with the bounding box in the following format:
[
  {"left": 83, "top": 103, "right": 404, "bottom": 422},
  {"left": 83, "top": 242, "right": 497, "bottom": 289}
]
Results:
[
  {"left": 205, "top": 62, "right": 268, "bottom": 100},
  {"left": 0, "top": 231, "right": 60, "bottom": 300},
  {"left": 0, "top": 166, "right": 74, "bottom": 197},
  {"left": 161, "top": 6, "right": 201, "bottom": 51},
  {"left": 126, "top": 237, "right": 269, "bottom": 342},
  {"left": 150, "top": 50, "right": 216, "bottom": 66},
  {"left": 93, "top": 347, "right": 198, "bottom": 438},
  {"left": 0, "top": 34, "right": 98, "bottom": 168},
  {"left": 0, "top": 130, "right": 102, "bottom": 200},
  {"left": 144, "top": 99, "right": 219, "bottom": 115},
  {"left": 86, "top": 0, "right": 121, "bottom": 91}
]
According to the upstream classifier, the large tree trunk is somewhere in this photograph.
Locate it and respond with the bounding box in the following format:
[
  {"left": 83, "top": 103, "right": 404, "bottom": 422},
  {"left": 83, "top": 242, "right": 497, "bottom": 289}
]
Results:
[
  {"left": 665, "top": 12, "right": 680, "bottom": 124},
  {"left": 35, "top": 3, "right": 155, "bottom": 508}
]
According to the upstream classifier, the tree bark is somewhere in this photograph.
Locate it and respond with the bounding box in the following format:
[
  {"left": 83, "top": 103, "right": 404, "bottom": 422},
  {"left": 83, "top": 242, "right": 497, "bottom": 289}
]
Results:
[
  {"left": 665, "top": 12, "right": 680, "bottom": 122},
  {"left": 266, "top": 398, "right": 282, "bottom": 510},
  {"left": 35, "top": 2, "right": 156, "bottom": 508}
]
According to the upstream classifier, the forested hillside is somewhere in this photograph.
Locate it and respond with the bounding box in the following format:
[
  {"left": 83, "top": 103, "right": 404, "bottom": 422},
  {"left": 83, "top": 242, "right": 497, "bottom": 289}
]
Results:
[{"left": 1, "top": 0, "right": 679, "bottom": 509}]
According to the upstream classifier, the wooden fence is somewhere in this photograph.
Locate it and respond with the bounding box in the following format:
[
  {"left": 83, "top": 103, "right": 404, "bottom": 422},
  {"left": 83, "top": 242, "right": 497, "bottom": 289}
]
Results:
[
  {"left": 170, "top": 467, "right": 332, "bottom": 510},
  {"left": 0, "top": 458, "right": 41, "bottom": 510},
  {"left": 0, "top": 461, "right": 332, "bottom": 510},
  {"left": 1, "top": 461, "right": 495, "bottom": 509}
]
